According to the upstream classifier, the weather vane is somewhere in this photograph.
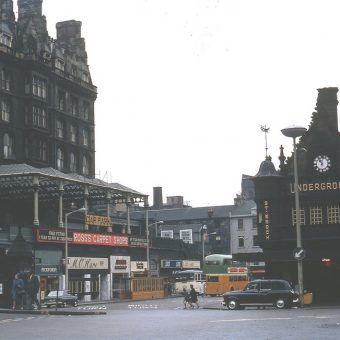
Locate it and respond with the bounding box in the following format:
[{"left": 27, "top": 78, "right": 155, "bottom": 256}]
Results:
[{"left": 260, "top": 125, "right": 270, "bottom": 158}]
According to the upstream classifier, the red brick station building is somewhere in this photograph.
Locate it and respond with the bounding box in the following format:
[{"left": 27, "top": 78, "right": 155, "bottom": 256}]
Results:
[{"left": 253, "top": 87, "right": 340, "bottom": 303}]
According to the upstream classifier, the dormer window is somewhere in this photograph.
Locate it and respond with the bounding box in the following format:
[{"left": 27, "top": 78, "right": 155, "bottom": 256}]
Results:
[
  {"left": 55, "top": 59, "right": 64, "bottom": 71},
  {"left": 0, "top": 33, "right": 12, "bottom": 47},
  {"left": 82, "top": 72, "right": 90, "bottom": 83}
]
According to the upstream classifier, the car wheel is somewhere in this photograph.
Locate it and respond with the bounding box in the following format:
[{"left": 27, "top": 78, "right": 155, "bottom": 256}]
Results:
[
  {"left": 227, "top": 299, "right": 239, "bottom": 310},
  {"left": 274, "top": 298, "right": 286, "bottom": 309}
]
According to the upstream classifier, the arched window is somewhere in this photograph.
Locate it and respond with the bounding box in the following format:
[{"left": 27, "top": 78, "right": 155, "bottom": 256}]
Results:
[
  {"left": 82, "top": 154, "right": 90, "bottom": 175},
  {"left": 70, "top": 152, "right": 77, "bottom": 172},
  {"left": 57, "top": 148, "right": 64, "bottom": 170},
  {"left": 3, "top": 133, "right": 13, "bottom": 158}
]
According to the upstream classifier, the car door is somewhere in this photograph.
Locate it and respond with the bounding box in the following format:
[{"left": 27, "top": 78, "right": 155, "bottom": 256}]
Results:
[
  {"left": 241, "top": 282, "right": 260, "bottom": 305},
  {"left": 258, "top": 280, "right": 272, "bottom": 305}
]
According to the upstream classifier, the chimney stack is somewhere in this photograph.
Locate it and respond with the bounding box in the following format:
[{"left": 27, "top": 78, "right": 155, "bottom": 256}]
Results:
[
  {"left": 316, "top": 87, "right": 339, "bottom": 132},
  {"left": 153, "top": 187, "right": 163, "bottom": 209}
]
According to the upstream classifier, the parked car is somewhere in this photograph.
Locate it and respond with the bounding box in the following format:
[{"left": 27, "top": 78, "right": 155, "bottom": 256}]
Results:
[
  {"left": 44, "top": 290, "right": 79, "bottom": 308},
  {"left": 222, "top": 279, "right": 299, "bottom": 310}
]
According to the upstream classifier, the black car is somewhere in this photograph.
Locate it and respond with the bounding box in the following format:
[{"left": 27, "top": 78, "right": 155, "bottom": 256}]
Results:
[
  {"left": 44, "top": 290, "right": 79, "bottom": 308},
  {"left": 222, "top": 279, "right": 299, "bottom": 310}
]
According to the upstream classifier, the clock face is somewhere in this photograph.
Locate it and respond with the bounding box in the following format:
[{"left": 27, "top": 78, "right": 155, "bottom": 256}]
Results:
[{"left": 313, "top": 155, "right": 331, "bottom": 173}]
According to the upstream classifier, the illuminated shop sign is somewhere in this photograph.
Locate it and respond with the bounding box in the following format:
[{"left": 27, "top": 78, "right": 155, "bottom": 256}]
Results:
[
  {"left": 73, "top": 232, "right": 128, "bottom": 247},
  {"left": 264, "top": 200, "right": 270, "bottom": 241},
  {"left": 290, "top": 181, "right": 340, "bottom": 193},
  {"left": 85, "top": 214, "right": 111, "bottom": 227},
  {"left": 131, "top": 261, "right": 147, "bottom": 272},
  {"left": 68, "top": 257, "right": 108, "bottom": 270},
  {"left": 161, "top": 260, "right": 182, "bottom": 269},
  {"left": 35, "top": 264, "right": 62, "bottom": 276},
  {"left": 36, "top": 229, "right": 128, "bottom": 247},
  {"left": 129, "top": 236, "right": 147, "bottom": 248},
  {"left": 110, "top": 256, "right": 130, "bottom": 273}
]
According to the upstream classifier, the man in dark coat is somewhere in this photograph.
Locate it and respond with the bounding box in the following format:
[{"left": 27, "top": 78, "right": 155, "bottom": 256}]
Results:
[
  {"left": 26, "top": 271, "right": 41, "bottom": 310},
  {"left": 190, "top": 284, "right": 199, "bottom": 309}
]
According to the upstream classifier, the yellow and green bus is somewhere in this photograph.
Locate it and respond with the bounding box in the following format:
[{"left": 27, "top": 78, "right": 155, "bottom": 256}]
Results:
[{"left": 203, "top": 254, "right": 249, "bottom": 296}]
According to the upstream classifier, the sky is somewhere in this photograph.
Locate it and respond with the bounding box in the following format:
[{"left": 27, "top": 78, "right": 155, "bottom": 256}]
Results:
[{"left": 14, "top": 0, "right": 340, "bottom": 207}]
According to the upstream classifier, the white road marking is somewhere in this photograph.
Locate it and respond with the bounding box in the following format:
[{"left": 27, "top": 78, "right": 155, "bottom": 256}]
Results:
[
  {"left": 210, "top": 315, "right": 340, "bottom": 323},
  {"left": 210, "top": 317, "right": 292, "bottom": 323}
]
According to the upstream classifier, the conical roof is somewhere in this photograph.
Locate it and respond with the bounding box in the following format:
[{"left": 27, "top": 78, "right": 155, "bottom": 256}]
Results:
[
  {"left": 254, "top": 156, "right": 280, "bottom": 177},
  {"left": 7, "top": 228, "right": 32, "bottom": 257}
]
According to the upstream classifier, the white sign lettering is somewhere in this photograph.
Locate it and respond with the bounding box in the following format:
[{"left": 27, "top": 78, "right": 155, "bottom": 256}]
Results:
[{"left": 68, "top": 257, "right": 108, "bottom": 270}]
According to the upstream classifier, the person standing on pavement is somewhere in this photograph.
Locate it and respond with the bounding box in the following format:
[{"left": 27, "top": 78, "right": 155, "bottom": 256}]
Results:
[
  {"left": 189, "top": 284, "right": 199, "bottom": 309},
  {"left": 26, "top": 271, "right": 41, "bottom": 310},
  {"left": 11, "top": 273, "right": 24, "bottom": 310}
]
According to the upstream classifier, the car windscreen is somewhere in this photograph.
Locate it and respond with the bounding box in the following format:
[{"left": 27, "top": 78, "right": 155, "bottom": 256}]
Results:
[{"left": 48, "top": 291, "right": 64, "bottom": 297}]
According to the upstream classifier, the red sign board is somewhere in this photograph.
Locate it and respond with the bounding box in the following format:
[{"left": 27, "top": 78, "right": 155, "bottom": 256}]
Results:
[
  {"left": 36, "top": 229, "right": 128, "bottom": 247},
  {"left": 73, "top": 232, "right": 128, "bottom": 247},
  {"left": 227, "top": 267, "right": 248, "bottom": 274}
]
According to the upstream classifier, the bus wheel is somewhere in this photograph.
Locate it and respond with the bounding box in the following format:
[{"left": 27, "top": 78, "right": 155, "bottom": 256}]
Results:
[{"left": 227, "top": 299, "right": 239, "bottom": 310}]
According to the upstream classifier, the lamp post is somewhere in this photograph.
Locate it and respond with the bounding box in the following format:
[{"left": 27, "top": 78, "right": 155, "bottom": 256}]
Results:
[
  {"left": 281, "top": 125, "right": 307, "bottom": 307},
  {"left": 200, "top": 225, "right": 207, "bottom": 263},
  {"left": 202, "top": 231, "right": 217, "bottom": 264},
  {"left": 146, "top": 220, "right": 164, "bottom": 274},
  {"left": 65, "top": 207, "right": 86, "bottom": 291}
]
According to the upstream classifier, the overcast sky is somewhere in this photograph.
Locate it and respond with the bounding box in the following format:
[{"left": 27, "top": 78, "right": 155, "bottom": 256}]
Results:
[{"left": 16, "top": 0, "right": 340, "bottom": 206}]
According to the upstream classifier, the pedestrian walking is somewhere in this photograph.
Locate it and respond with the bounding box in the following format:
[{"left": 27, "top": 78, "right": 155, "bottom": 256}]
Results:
[
  {"left": 11, "top": 273, "right": 25, "bottom": 310},
  {"left": 183, "top": 288, "right": 192, "bottom": 309},
  {"left": 26, "top": 271, "right": 41, "bottom": 310},
  {"left": 189, "top": 284, "right": 199, "bottom": 309}
]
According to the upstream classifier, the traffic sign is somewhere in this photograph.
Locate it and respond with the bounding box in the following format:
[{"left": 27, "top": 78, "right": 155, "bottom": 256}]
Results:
[{"left": 293, "top": 247, "right": 306, "bottom": 260}]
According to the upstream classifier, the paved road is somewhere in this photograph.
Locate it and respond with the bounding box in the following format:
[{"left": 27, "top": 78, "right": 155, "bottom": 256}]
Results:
[{"left": 1, "top": 297, "right": 340, "bottom": 339}]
